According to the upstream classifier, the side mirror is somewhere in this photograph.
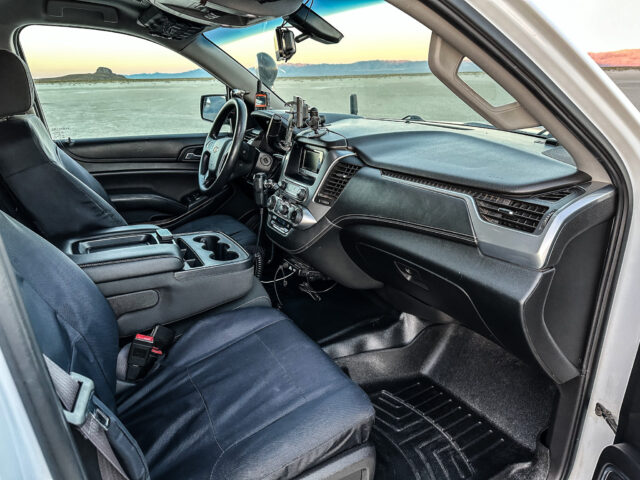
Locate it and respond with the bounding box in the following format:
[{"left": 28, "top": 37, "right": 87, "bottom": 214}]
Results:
[
  {"left": 257, "top": 52, "right": 278, "bottom": 89},
  {"left": 200, "top": 94, "right": 227, "bottom": 122}
]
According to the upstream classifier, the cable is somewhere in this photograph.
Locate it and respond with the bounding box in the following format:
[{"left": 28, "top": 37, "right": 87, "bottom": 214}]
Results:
[
  {"left": 272, "top": 266, "right": 285, "bottom": 308},
  {"left": 256, "top": 207, "right": 264, "bottom": 250},
  {"left": 261, "top": 269, "right": 295, "bottom": 284}
]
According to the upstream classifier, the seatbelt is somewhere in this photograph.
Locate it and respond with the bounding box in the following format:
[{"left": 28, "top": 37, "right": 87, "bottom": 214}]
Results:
[{"left": 43, "top": 355, "right": 129, "bottom": 480}]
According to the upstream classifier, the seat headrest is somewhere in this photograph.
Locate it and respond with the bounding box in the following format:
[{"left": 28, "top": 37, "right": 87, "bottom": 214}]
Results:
[{"left": 0, "top": 50, "right": 34, "bottom": 118}]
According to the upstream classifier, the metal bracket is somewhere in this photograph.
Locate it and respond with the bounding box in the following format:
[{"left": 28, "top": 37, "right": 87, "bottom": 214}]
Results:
[{"left": 63, "top": 372, "right": 95, "bottom": 426}]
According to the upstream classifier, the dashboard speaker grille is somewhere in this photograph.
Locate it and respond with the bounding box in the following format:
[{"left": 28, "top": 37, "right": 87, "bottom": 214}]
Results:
[
  {"left": 382, "top": 170, "right": 549, "bottom": 233},
  {"left": 537, "top": 188, "right": 574, "bottom": 201},
  {"left": 316, "top": 162, "right": 361, "bottom": 206}
]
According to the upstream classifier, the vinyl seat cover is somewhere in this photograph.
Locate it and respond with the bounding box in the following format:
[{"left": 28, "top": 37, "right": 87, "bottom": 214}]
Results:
[{"left": 0, "top": 211, "right": 374, "bottom": 479}]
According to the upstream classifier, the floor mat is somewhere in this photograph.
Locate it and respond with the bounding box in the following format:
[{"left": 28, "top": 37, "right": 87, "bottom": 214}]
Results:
[{"left": 369, "top": 380, "right": 533, "bottom": 480}]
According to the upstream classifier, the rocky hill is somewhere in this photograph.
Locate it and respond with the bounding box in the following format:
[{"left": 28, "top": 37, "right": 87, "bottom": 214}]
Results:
[{"left": 38, "top": 67, "right": 127, "bottom": 83}]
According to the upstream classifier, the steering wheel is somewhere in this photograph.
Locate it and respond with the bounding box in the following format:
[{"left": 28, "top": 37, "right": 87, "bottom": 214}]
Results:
[{"left": 198, "top": 97, "right": 247, "bottom": 194}]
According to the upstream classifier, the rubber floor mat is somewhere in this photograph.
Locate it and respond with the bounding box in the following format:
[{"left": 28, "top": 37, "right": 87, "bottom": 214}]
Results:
[{"left": 369, "top": 380, "right": 533, "bottom": 480}]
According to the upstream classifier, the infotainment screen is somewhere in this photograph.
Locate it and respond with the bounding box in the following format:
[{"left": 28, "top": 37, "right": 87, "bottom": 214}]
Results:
[{"left": 301, "top": 148, "right": 324, "bottom": 174}]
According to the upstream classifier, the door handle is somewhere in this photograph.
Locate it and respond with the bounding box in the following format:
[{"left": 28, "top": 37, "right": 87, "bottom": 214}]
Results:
[{"left": 184, "top": 152, "right": 201, "bottom": 161}]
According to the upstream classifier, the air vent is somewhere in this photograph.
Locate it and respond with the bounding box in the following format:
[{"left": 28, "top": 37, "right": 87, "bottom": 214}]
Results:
[
  {"left": 316, "top": 162, "right": 362, "bottom": 206},
  {"left": 474, "top": 193, "right": 548, "bottom": 233},
  {"left": 382, "top": 170, "right": 549, "bottom": 233},
  {"left": 537, "top": 188, "right": 574, "bottom": 202}
]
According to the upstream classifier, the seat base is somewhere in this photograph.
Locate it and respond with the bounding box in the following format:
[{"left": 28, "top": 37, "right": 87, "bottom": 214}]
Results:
[{"left": 117, "top": 307, "right": 375, "bottom": 480}]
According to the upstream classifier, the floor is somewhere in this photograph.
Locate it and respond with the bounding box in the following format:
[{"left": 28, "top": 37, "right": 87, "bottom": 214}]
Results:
[{"left": 269, "top": 272, "right": 556, "bottom": 480}]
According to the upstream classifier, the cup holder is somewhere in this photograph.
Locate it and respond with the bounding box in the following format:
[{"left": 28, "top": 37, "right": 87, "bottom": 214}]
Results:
[{"left": 194, "top": 235, "right": 239, "bottom": 261}]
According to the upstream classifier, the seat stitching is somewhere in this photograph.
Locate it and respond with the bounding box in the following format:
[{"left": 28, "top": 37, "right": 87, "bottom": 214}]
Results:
[
  {"left": 185, "top": 367, "right": 225, "bottom": 480},
  {"left": 231, "top": 296, "right": 271, "bottom": 310},
  {"left": 255, "top": 332, "right": 309, "bottom": 404},
  {"left": 10, "top": 249, "right": 116, "bottom": 390},
  {"left": 169, "top": 313, "right": 287, "bottom": 368}
]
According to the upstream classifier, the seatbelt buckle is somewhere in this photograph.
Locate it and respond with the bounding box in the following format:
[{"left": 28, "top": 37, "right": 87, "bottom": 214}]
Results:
[
  {"left": 63, "top": 372, "right": 95, "bottom": 426},
  {"left": 125, "top": 334, "right": 155, "bottom": 381},
  {"left": 150, "top": 325, "right": 175, "bottom": 350}
]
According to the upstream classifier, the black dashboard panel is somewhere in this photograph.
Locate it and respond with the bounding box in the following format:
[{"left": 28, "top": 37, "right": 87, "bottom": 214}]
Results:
[
  {"left": 328, "top": 167, "right": 475, "bottom": 242},
  {"left": 326, "top": 118, "right": 591, "bottom": 195},
  {"left": 256, "top": 112, "right": 615, "bottom": 383}
]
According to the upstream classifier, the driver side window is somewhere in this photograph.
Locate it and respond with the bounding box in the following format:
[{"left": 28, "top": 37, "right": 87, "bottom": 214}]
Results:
[{"left": 19, "top": 25, "right": 226, "bottom": 140}]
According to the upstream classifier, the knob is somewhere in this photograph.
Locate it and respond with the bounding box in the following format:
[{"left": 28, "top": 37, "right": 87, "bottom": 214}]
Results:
[
  {"left": 296, "top": 188, "right": 308, "bottom": 202},
  {"left": 266, "top": 195, "right": 277, "bottom": 210},
  {"left": 279, "top": 203, "right": 289, "bottom": 216},
  {"left": 290, "top": 207, "right": 303, "bottom": 225}
]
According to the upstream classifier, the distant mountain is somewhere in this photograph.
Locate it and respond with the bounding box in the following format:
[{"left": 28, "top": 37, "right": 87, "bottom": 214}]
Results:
[
  {"left": 589, "top": 49, "right": 640, "bottom": 67},
  {"left": 126, "top": 69, "right": 212, "bottom": 79},
  {"left": 268, "top": 60, "right": 432, "bottom": 77},
  {"left": 39, "top": 60, "right": 484, "bottom": 83},
  {"left": 39, "top": 67, "right": 126, "bottom": 83}
]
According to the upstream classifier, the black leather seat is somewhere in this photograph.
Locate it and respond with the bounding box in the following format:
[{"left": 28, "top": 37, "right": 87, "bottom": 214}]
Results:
[
  {"left": 0, "top": 49, "right": 255, "bottom": 249},
  {"left": 1, "top": 210, "right": 375, "bottom": 479}
]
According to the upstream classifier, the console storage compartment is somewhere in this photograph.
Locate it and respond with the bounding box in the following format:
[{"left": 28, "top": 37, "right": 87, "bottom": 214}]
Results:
[{"left": 59, "top": 225, "right": 254, "bottom": 336}]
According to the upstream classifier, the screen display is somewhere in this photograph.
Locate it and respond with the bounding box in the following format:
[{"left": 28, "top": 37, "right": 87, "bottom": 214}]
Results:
[{"left": 301, "top": 149, "right": 324, "bottom": 174}]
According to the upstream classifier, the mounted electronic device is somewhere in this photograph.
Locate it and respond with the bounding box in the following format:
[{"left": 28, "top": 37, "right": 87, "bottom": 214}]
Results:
[{"left": 274, "top": 4, "right": 343, "bottom": 62}]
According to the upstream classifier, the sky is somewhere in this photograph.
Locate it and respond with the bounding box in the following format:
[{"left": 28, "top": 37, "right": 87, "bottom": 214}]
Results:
[{"left": 19, "top": 0, "right": 640, "bottom": 78}]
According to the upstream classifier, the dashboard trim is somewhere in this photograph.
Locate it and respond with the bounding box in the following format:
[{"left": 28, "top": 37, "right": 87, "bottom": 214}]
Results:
[{"left": 381, "top": 172, "right": 615, "bottom": 269}]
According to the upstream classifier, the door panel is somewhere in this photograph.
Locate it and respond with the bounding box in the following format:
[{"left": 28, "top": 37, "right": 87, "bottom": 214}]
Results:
[
  {"left": 58, "top": 134, "right": 213, "bottom": 224},
  {"left": 593, "top": 346, "right": 640, "bottom": 480},
  {"left": 63, "top": 134, "right": 207, "bottom": 163}
]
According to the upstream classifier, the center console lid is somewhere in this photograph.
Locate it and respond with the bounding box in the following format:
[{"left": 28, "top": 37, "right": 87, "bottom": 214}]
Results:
[{"left": 59, "top": 225, "right": 255, "bottom": 336}]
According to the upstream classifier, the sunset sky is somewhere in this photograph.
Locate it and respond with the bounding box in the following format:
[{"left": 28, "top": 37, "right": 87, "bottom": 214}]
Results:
[{"left": 19, "top": 0, "right": 640, "bottom": 78}]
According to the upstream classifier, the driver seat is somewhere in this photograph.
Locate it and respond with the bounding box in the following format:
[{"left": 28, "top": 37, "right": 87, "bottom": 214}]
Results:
[{"left": 0, "top": 49, "right": 256, "bottom": 248}]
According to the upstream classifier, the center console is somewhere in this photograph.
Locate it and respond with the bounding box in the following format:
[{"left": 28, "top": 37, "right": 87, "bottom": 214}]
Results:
[
  {"left": 266, "top": 130, "right": 355, "bottom": 237},
  {"left": 59, "top": 225, "right": 254, "bottom": 336}
]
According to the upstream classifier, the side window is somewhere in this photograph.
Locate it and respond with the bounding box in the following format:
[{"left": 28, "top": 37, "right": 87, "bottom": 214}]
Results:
[
  {"left": 457, "top": 57, "right": 516, "bottom": 108},
  {"left": 19, "top": 25, "right": 226, "bottom": 139}
]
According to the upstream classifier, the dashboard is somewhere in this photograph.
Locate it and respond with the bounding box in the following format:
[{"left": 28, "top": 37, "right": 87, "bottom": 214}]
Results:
[{"left": 249, "top": 111, "right": 615, "bottom": 385}]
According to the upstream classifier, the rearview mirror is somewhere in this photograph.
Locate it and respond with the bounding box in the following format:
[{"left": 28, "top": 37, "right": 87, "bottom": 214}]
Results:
[
  {"left": 200, "top": 94, "right": 227, "bottom": 122},
  {"left": 284, "top": 5, "right": 343, "bottom": 45}
]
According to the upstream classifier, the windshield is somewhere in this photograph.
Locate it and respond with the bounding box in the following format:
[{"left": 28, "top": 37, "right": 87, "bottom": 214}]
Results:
[{"left": 204, "top": 1, "right": 513, "bottom": 123}]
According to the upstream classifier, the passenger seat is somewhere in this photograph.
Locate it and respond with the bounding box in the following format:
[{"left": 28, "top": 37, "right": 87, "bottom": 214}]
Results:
[{"left": 0, "top": 211, "right": 375, "bottom": 480}]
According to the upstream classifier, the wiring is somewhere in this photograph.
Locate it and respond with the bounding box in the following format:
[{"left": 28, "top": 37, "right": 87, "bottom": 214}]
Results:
[{"left": 261, "top": 267, "right": 295, "bottom": 284}]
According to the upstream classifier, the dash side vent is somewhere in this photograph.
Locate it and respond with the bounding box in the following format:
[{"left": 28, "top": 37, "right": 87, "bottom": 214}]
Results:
[
  {"left": 537, "top": 188, "right": 574, "bottom": 202},
  {"left": 382, "top": 170, "right": 549, "bottom": 233},
  {"left": 316, "top": 162, "right": 362, "bottom": 206}
]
